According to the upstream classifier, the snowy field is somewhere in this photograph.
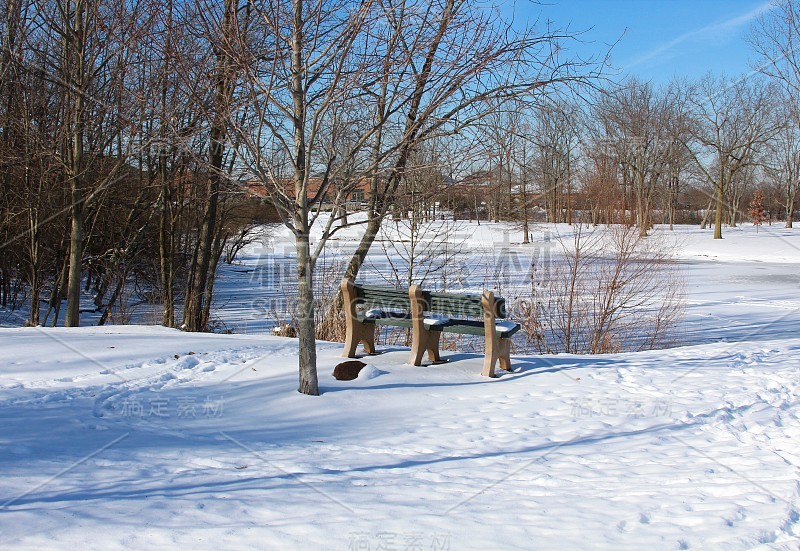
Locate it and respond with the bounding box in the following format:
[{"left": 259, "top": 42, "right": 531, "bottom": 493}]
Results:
[{"left": 1, "top": 222, "right": 800, "bottom": 550}]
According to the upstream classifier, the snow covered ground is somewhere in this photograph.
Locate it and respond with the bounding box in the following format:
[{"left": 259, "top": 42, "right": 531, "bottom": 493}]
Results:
[{"left": 1, "top": 222, "right": 800, "bottom": 549}]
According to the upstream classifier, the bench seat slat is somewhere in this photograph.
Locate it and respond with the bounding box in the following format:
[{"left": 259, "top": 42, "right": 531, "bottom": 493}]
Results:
[{"left": 423, "top": 319, "right": 521, "bottom": 338}]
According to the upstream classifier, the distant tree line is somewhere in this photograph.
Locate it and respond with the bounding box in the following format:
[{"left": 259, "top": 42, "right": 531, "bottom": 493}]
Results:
[
  {"left": 425, "top": 71, "right": 797, "bottom": 243},
  {"left": 392, "top": 2, "right": 800, "bottom": 242}
]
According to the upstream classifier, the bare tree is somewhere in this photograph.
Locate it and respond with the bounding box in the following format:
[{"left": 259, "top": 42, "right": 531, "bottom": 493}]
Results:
[
  {"left": 684, "top": 74, "right": 774, "bottom": 239},
  {"left": 751, "top": 1, "right": 800, "bottom": 218},
  {"left": 226, "top": 0, "right": 378, "bottom": 395},
  {"left": 531, "top": 96, "right": 580, "bottom": 225},
  {"left": 582, "top": 129, "right": 624, "bottom": 227},
  {"left": 0, "top": 0, "right": 255, "bottom": 330},
  {"left": 34, "top": 0, "right": 148, "bottom": 325},
  {"left": 727, "top": 163, "right": 757, "bottom": 227},
  {"left": 591, "top": 79, "right": 679, "bottom": 236},
  {"left": 750, "top": 2, "right": 800, "bottom": 227},
  {"left": 473, "top": 102, "right": 523, "bottom": 226},
  {"left": 763, "top": 93, "right": 800, "bottom": 227},
  {"left": 180, "top": 0, "right": 241, "bottom": 332},
  {"left": 0, "top": 0, "right": 55, "bottom": 323},
  {"left": 660, "top": 81, "right": 695, "bottom": 230},
  {"left": 339, "top": 0, "right": 599, "bottom": 282}
]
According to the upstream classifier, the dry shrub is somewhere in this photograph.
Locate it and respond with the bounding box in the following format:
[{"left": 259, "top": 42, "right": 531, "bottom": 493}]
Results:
[
  {"left": 265, "top": 255, "right": 347, "bottom": 342},
  {"left": 272, "top": 323, "right": 297, "bottom": 337},
  {"left": 313, "top": 258, "right": 348, "bottom": 342},
  {"left": 514, "top": 223, "right": 684, "bottom": 354}
]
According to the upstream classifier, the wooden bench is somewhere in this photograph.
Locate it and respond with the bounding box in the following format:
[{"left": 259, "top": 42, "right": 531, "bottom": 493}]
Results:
[{"left": 340, "top": 278, "right": 520, "bottom": 377}]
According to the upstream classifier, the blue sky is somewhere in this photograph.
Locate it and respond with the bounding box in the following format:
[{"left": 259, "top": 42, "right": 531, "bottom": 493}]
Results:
[{"left": 517, "top": 0, "right": 775, "bottom": 85}]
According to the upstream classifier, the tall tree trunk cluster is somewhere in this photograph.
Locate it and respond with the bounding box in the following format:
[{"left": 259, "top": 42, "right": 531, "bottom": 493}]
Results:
[{"left": 0, "top": 0, "right": 260, "bottom": 328}]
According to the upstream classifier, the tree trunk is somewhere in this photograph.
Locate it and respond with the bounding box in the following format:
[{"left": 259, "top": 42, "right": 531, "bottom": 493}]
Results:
[
  {"left": 200, "top": 228, "right": 226, "bottom": 329},
  {"left": 729, "top": 194, "right": 739, "bottom": 228},
  {"left": 182, "top": 0, "right": 234, "bottom": 332},
  {"left": 344, "top": 215, "right": 381, "bottom": 283},
  {"left": 51, "top": 255, "right": 70, "bottom": 327},
  {"left": 158, "top": 2, "right": 175, "bottom": 328},
  {"left": 42, "top": 253, "right": 66, "bottom": 326},
  {"left": 159, "top": 185, "right": 175, "bottom": 326},
  {"left": 65, "top": 188, "right": 85, "bottom": 326},
  {"left": 98, "top": 273, "right": 125, "bottom": 326},
  {"left": 713, "top": 184, "right": 724, "bottom": 239},
  {"left": 27, "top": 203, "right": 41, "bottom": 326},
  {"left": 183, "top": 172, "right": 220, "bottom": 331},
  {"left": 296, "top": 231, "right": 319, "bottom": 395},
  {"left": 636, "top": 178, "right": 648, "bottom": 238},
  {"left": 64, "top": 0, "right": 87, "bottom": 327}
]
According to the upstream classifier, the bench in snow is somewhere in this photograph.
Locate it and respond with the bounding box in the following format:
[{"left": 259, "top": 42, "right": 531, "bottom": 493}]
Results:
[{"left": 340, "top": 279, "right": 520, "bottom": 377}]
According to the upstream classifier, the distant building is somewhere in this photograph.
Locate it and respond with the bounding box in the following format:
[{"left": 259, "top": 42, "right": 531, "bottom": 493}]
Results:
[{"left": 243, "top": 177, "right": 372, "bottom": 204}]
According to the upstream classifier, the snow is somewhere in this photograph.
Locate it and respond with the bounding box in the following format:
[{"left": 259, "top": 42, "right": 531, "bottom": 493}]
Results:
[
  {"left": 365, "top": 308, "right": 385, "bottom": 320},
  {"left": 423, "top": 314, "right": 450, "bottom": 326},
  {"left": 2, "top": 222, "right": 800, "bottom": 549}
]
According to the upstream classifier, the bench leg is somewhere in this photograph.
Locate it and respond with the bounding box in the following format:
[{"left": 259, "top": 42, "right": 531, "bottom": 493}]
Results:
[
  {"left": 427, "top": 330, "right": 442, "bottom": 363},
  {"left": 482, "top": 351, "right": 498, "bottom": 378},
  {"left": 498, "top": 338, "right": 512, "bottom": 372},
  {"left": 342, "top": 323, "right": 359, "bottom": 358},
  {"left": 362, "top": 325, "right": 376, "bottom": 355},
  {"left": 409, "top": 327, "right": 443, "bottom": 366},
  {"left": 482, "top": 337, "right": 512, "bottom": 376},
  {"left": 409, "top": 328, "right": 427, "bottom": 366},
  {"left": 343, "top": 321, "right": 375, "bottom": 358}
]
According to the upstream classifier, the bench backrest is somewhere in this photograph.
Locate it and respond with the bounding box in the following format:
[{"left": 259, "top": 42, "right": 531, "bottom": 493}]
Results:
[
  {"left": 355, "top": 285, "right": 412, "bottom": 312},
  {"left": 352, "top": 283, "right": 507, "bottom": 319},
  {"left": 423, "top": 291, "right": 507, "bottom": 319}
]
